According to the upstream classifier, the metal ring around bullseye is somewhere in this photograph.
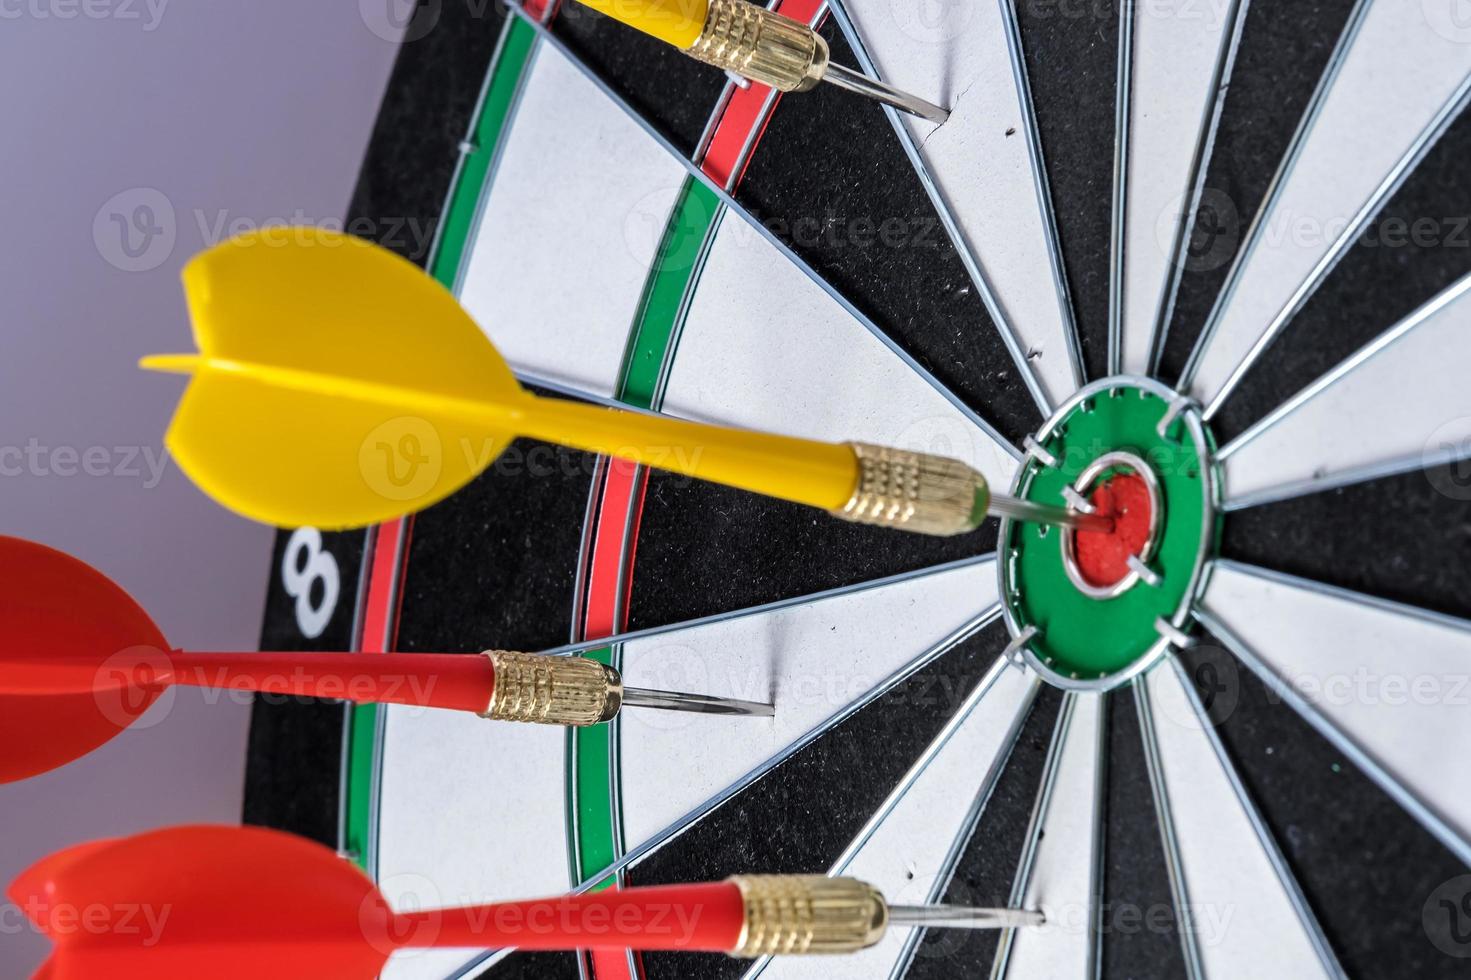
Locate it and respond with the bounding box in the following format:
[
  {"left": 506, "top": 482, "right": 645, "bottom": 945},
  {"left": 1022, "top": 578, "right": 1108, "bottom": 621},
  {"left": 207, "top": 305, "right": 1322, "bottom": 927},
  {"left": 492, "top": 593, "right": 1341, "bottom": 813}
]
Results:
[{"left": 1060, "top": 451, "right": 1163, "bottom": 600}]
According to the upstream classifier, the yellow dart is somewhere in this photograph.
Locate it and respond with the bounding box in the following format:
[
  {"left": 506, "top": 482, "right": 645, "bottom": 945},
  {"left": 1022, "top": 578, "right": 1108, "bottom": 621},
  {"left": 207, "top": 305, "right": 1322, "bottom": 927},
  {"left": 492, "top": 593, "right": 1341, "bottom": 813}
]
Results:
[
  {"left": 142, "top": 229, "right": 1105, "bottom": 536},
  {"left": 567, "top": 0, "right": 950, "bottom": 124}
]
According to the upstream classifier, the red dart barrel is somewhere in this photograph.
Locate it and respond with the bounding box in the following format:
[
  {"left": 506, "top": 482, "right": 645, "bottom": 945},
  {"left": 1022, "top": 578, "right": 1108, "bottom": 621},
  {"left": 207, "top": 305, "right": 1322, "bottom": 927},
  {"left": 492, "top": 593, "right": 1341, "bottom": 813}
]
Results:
[{"left": 400, "top": 881, "right": 747, "bottom": 952}]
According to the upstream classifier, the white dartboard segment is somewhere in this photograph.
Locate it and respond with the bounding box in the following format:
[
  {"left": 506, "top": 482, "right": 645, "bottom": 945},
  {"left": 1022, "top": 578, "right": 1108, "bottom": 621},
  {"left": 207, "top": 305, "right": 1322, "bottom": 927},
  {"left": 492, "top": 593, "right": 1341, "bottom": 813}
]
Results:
[
  {"left": 457, "top": 43, "right": 687, "bottom": 397},
  {"left": 1115, "top": 0, "right": 1246, "bottom": 375},
  {"left": 618, "top": 557, "right": 1002, "bottom": 852},
  {"left": 1218, "top": 273, "right": 1471, "bottom": 509},
  {"left": 745, "top": 659, "right": 1041, "bottom": 980},
  {"left": 830, "top": 0, "right": 1083, "bottom": 413},
  {"left": 1184, "top": 2, "right": 1471, "bottom": 413},
  {"left": 663, "top": 213, "right": 1019, "bottom": 491},
  {"left": 993, "top": 692, "right": 1105, "bottom": 980},
  {"left": 1137, "top": 658, "right": 1342, "bottom": 980},
  {"left": 384, "top": 948, "right": 492, "bottom": 980},
  {"left": 377, "top": 708, "right": 567, "bottom": 980},
  {"left": 1198, "top": 561, "right": 1471, "bottom": 868}
]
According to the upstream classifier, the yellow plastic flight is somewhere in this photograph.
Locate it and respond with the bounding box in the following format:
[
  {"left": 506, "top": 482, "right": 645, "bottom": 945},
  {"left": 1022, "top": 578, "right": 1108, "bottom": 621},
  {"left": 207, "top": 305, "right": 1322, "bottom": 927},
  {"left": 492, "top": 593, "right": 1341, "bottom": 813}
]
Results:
[
  {"left": 576, "top": 0, "right": 708, "bottom": 48},
  {"left": 144, "top": 228, "right": 859, "bottom": 531}
]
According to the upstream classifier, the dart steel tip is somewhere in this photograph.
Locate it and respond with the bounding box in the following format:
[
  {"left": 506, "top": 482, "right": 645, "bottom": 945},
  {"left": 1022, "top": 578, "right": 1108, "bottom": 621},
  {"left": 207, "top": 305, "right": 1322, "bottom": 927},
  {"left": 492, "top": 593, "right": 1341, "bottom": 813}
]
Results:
[
  {"left": 623, "top": 687, "right": 776, "bottom": 717},
  {"left": 823, "top": 62, "right": 951, "bottom": 125}
]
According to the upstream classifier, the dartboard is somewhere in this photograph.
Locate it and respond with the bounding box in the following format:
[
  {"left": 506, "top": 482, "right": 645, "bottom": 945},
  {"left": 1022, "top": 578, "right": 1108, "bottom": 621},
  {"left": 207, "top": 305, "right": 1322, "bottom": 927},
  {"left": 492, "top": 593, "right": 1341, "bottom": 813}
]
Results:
[{"left": 247, "top": 1, "right": 1471, "bottom": 978}]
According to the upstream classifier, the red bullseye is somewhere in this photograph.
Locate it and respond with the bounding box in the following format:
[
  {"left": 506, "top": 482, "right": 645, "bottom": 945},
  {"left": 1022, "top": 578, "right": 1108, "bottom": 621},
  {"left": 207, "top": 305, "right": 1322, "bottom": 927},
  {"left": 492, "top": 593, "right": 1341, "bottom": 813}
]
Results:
[{"left": 1073, "top": 473, "right": 1154, "bottom": 589}]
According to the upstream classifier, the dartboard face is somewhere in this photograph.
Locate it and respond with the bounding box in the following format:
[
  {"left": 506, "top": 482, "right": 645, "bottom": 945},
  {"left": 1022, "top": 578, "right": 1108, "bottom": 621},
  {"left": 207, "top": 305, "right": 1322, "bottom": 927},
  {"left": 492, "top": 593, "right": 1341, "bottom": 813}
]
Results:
[{"left": 248, "top": 2, "right": 1471, "bottom": 978}]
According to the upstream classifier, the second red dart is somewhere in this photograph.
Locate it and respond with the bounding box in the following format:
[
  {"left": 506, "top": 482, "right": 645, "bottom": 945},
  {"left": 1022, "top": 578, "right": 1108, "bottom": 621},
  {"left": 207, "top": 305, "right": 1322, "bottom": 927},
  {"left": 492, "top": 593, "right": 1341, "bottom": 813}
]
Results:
[{"left": 0, "top": 535, "right": 771, "bottom": 784}]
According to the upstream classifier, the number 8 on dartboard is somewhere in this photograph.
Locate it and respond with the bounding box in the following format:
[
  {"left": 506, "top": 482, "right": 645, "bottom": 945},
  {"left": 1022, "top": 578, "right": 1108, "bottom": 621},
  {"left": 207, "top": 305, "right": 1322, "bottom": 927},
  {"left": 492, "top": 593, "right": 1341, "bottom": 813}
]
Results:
[{"left": 280, "top": 527, "right": 339, "bottom": 640}]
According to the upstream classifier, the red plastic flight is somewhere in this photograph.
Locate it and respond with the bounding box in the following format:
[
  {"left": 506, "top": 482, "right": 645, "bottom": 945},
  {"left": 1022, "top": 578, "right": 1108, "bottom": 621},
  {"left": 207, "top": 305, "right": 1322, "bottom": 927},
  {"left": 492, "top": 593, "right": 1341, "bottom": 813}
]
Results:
[
  {"left": 12, "top": 825, "right": 747, "bottom": 980},
  {"left": 0, "top": 535, "right": 498, "bottom": 783}
]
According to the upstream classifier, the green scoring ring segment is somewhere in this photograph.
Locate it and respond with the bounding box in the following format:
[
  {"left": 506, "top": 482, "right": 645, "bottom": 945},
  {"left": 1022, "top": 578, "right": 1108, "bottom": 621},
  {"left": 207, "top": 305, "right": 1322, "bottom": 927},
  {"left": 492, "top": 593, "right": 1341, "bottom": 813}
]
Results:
[{"left": 998, "top": 376, "right": 1222, "bottom": 691}]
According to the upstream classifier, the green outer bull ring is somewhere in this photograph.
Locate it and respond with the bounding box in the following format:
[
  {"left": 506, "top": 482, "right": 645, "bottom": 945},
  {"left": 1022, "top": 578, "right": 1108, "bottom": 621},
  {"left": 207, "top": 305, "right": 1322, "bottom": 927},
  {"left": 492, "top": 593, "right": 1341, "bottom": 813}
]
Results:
[{"left": 998, "top": 376, "right": 1223, "bottom": 693}]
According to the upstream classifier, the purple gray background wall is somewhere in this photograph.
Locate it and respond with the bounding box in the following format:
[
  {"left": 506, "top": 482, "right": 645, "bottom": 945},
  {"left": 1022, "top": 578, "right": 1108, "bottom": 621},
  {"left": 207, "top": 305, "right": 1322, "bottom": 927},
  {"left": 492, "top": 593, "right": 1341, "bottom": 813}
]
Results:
[{"left": 0, "top": 4, "right": 406, "bottom": 972}]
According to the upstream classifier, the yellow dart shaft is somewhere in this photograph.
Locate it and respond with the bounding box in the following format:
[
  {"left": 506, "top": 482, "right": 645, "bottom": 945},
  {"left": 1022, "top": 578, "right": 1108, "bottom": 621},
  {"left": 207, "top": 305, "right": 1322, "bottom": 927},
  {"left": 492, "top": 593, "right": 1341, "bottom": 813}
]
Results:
[
  {"left": 146, "top": 352, "right": 856, "bottom": 509},
  {"left": 577, "top": 0, "right": 708, "bottom": 48},
  {"left": 522, "top": 394, "right": 858, "bottom": 511},
  {"left": 146, "top": 355, "right": 857, "bottom": 521},
  {"left": 150, "top": 228, "right": 998, "bottom": 533}
]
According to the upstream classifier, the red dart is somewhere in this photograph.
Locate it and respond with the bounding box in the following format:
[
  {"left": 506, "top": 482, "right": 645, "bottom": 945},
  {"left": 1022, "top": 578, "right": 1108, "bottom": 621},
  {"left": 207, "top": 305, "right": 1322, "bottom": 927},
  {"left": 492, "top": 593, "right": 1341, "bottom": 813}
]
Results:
[
  {"left": 0, "top": 535, "right": 770, "bottom": 783},
  {"left": 0, "top": 536, "right": 492, "bottom": 784},
  {"left": 11, "top": 825, "right": 748, "bottom": 980},
  {"left": 11, "top": 825, "right": 1042, "bottom": 978}
]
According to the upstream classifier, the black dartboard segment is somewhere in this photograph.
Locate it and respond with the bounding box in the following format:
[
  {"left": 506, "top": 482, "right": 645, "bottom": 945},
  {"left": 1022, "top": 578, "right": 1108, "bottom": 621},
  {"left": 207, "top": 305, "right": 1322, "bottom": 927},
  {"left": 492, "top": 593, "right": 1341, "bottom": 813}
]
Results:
[
  {"left": 629, "top": 472, "right": 992, "bottom": 629},
  {"left": 636, "top": 623, "right": 1009, "bottom": 980},
  {"left": 1160, "top": 0, "right": 1363, "bottom": 383},
  {"left": 246, "top": 528, "right": 367, "bottom": 846},
  {"left": 1011, "top": 0, "right": 1121, "bottom": 383},
  {"left": 1181, "top": 636, "right": 1467, "bottom": 980},
  {"left": 1100, "top": 686, "right": 1187, "bottom": 980}
]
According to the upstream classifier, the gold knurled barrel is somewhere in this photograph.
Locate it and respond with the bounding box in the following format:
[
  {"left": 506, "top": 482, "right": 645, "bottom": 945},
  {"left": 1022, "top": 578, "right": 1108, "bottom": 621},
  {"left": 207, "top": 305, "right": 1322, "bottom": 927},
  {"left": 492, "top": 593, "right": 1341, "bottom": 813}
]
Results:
[
  {"left": 830, "top": 443, "right": 988, "bottom": 537},
  {"left": 684, "top": 0, "right": 828, "bottom": 92},
  {"left": 728, "top": 876, "right": 889, "bottom": 956},
  {"left": 480, "top": 651, "right": 623, "bottom": 727}
]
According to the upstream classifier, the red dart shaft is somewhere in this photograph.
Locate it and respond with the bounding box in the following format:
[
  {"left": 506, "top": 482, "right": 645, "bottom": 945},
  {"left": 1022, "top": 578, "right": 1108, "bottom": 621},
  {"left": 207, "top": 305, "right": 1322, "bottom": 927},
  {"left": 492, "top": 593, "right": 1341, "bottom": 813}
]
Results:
[
  {"left": 165, "top": 651, "right": 496, "bottom": 712},
  {"left": 399, "top": 881, "right": 748, "bottom": 953},
  {"left": 1, "top": 650, "right": 497, "bottom": 713}
]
